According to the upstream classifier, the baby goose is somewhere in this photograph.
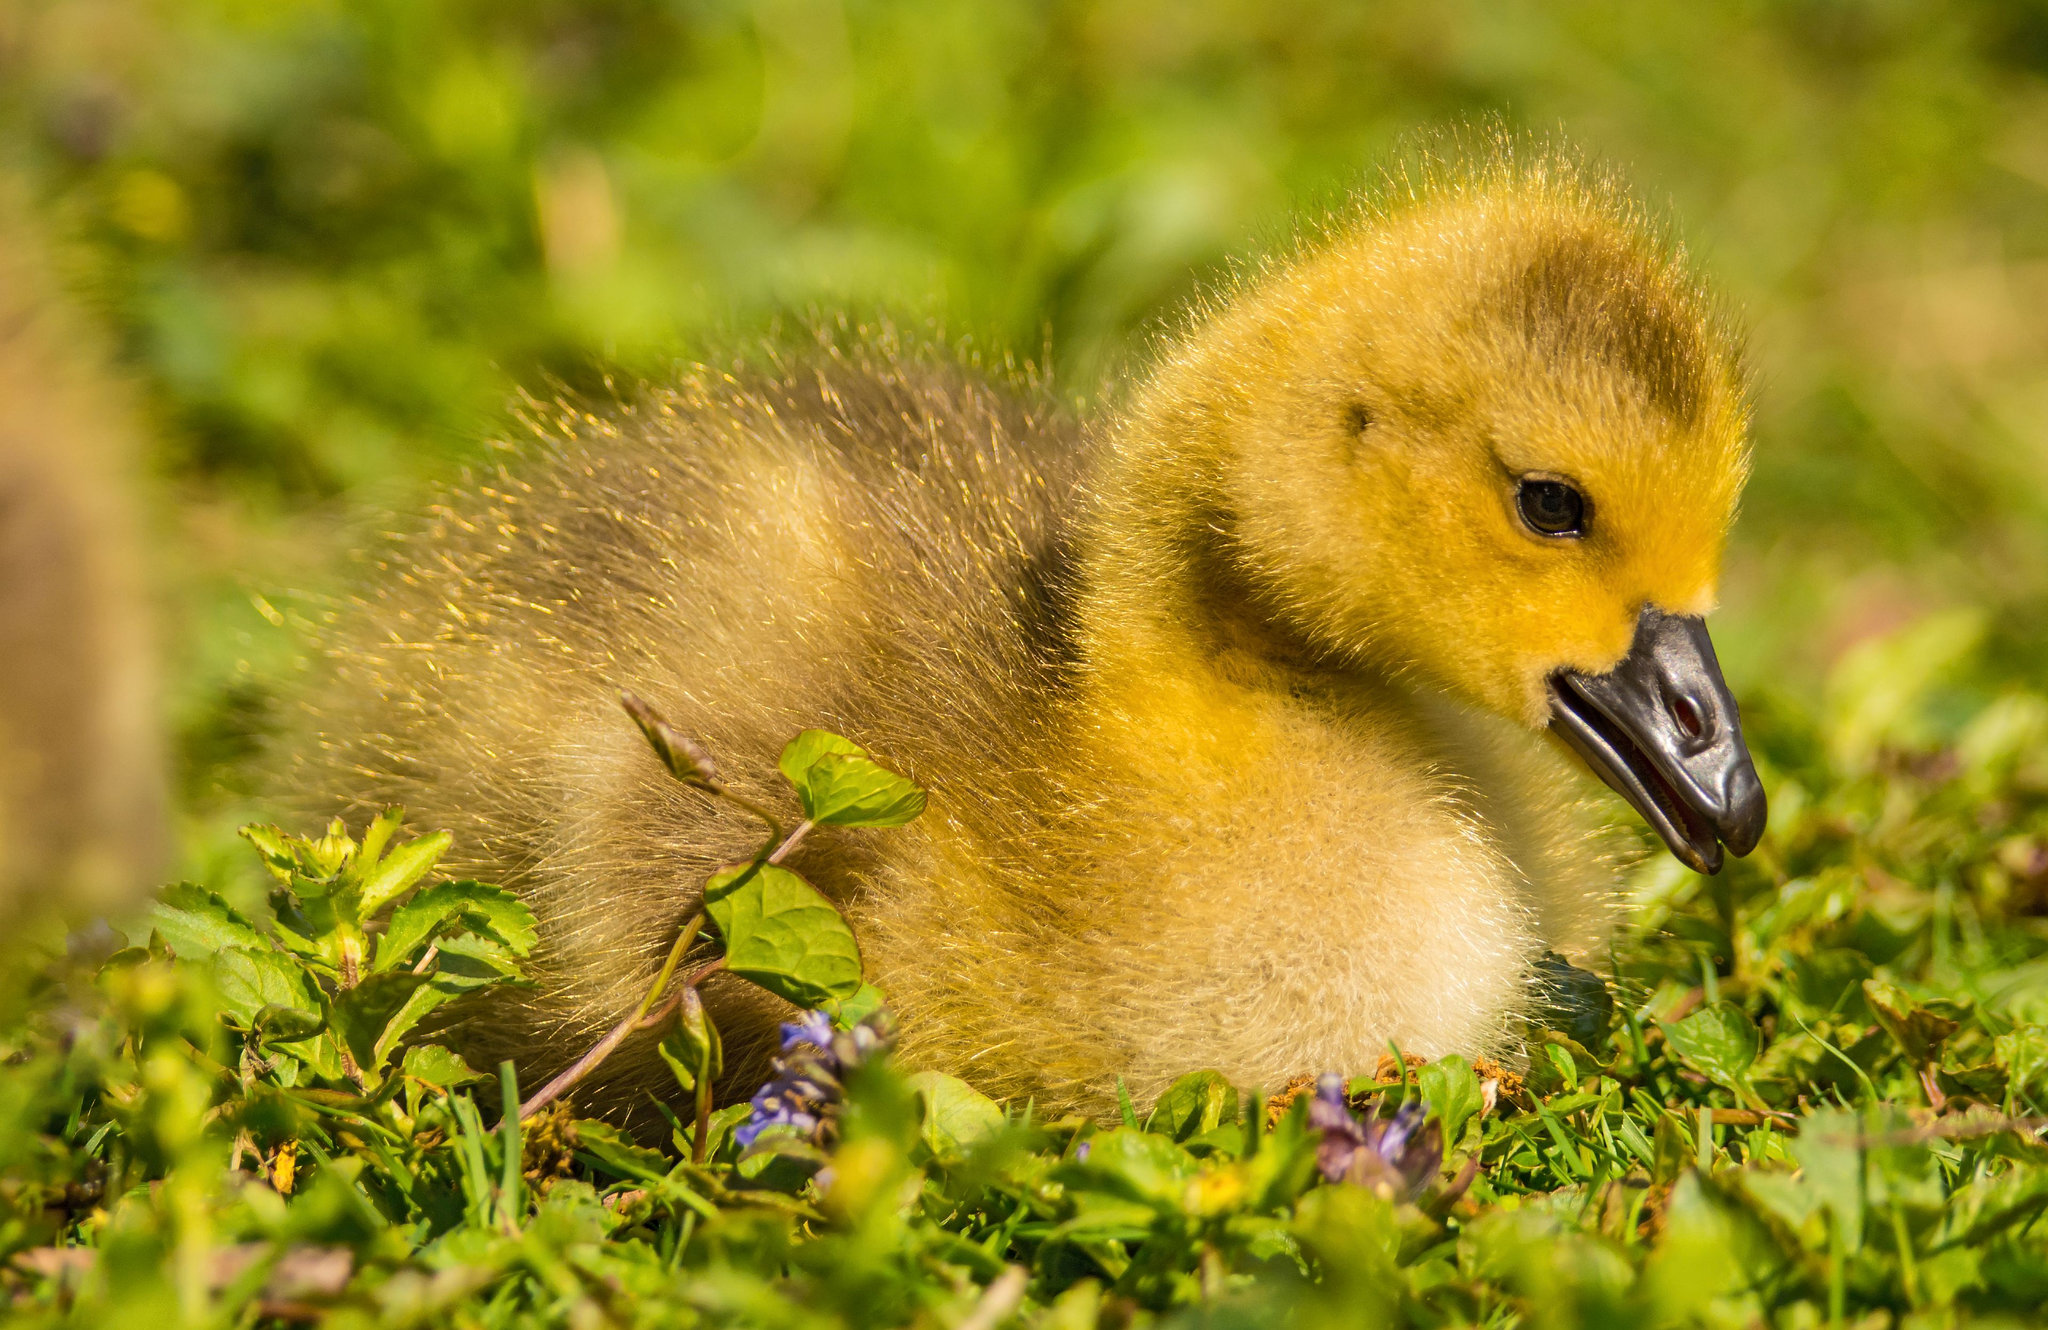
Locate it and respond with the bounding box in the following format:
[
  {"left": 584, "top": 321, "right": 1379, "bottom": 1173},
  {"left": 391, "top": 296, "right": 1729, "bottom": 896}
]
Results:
[
  {"left": 308, "top": 151, "right": 1764, "bottom": 1118},
  {"left": 0, "top": 187, "right": 164, "bottom": 926}
]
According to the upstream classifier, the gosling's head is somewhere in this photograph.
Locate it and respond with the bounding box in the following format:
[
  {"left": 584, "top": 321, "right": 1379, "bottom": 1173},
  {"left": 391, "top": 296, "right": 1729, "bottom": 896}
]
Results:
[{"left": 1139, "top": 153, "right": 1766, "bottom": 872}]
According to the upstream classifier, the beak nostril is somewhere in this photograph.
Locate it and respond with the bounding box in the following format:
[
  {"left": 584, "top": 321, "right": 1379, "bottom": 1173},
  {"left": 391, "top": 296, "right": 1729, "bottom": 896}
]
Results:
[{"left": 1671, "top": 692, "right": 1705, "bottom": 741}]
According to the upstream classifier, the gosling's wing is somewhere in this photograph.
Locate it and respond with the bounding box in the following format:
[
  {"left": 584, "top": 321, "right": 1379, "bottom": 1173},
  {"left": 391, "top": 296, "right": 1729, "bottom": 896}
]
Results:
[{"left": 283, "top": 340, "right": 1086, "bottom": 1056}]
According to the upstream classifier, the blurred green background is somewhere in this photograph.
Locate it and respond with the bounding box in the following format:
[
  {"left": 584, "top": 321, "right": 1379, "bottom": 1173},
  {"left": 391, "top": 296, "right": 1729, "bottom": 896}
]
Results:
[{"left": 3, "top": 0, "right": 2045, "bottom": 867}]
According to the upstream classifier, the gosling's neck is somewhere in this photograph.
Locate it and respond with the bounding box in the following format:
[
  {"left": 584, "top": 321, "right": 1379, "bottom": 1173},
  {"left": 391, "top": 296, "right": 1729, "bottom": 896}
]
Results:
[{"left": 1069, "top": 397, "right": 1403, "bottom": 771}]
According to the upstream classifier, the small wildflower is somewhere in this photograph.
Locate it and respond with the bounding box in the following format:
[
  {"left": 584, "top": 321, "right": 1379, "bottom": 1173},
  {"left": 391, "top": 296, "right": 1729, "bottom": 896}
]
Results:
[
  {"left": 735, "top": 1008, "right": 895, "bottom": 1151},
  {"left": 1186, "top": 1165, "right": 1246, "bottom": 1216},
  {"left": 269, "top": 1141, "right": 297, "bottom": 1196},
  {"left": 521, "top": 1101, "right": 580, "bottom": 1191},
  {"left": 1308, "top": 1073, "right": 1443, "bottom": 1201}
]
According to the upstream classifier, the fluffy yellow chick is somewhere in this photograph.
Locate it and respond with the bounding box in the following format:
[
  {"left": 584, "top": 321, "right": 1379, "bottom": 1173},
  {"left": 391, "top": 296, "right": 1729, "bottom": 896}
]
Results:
[{"left": 305, "top": 148, "right": 1764, "bottom": 1119}]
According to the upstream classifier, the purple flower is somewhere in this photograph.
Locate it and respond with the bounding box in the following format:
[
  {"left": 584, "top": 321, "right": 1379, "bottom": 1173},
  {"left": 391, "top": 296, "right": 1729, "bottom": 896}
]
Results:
[
  {"left": 735, "top": 1008, "right": 894, "bottom": 1151},
  {"left": 1309, "top": 1073, "right": 1445, "bottom": 1201},
  {"left": 780, "top": 1010, "right": 835, "bottom": 1052}
]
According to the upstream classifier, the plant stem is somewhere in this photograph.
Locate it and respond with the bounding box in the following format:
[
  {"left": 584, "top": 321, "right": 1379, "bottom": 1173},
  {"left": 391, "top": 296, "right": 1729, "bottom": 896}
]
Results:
[
  {"left": 768, "top": 819, "right": 813, "bottom": 865},
  {"left": 515, "top": 919, "right": 706, "bottom": 1123},
  {"left": 690, "top": 990, "right": 717, "bottom": 1165},
  {"left": 718, "top": 789, "right": 783, "bottom": 858},
  {"left": 510, "top": 718, "right": 806, "bottom": 1125},
  {"left": 641, "top": 957, "right": 725, "bottom": 1032},
  {"left": 635, "top": 915, "right": 706, "bottom": 1025}
]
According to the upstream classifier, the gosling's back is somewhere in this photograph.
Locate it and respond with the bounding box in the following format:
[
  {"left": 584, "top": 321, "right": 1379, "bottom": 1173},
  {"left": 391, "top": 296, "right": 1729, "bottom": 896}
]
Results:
[{"left": 308, "top": 339, "right": 1087, "bottom": 1097}]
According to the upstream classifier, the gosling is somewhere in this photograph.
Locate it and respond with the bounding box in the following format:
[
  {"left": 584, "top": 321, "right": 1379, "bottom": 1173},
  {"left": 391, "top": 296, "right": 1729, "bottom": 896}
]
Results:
[
  {"left": 0, "top": 185, "right": 165, "bottom": 927},
  {"left": 306, "top": 151, "right": 1765, "bottom": 1118}
]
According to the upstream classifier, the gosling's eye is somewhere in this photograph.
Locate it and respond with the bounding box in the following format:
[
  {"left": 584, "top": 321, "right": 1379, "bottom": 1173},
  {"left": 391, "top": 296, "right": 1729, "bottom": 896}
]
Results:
[{"left": 1516, "top": 478, "right": 1587, "bottom": 537}]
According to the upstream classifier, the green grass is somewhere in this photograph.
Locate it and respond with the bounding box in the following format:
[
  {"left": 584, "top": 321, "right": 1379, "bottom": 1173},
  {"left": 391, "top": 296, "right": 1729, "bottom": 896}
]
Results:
[{"left": 4, "top": 609, "right": 2048, "bottom": 1328}]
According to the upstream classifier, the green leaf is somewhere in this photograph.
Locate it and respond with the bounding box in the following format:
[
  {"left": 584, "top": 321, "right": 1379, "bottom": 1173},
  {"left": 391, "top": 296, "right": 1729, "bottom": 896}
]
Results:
[
  {"left": 797, "top": 753, "right": 927, "bottom": 828},
  {"left": 239, "top": 824, "right": 299, "bottom": 884},
  {"left": 658, "top": 997, "right": 722, "bottom": 1095},
  {"left": 1543, "top": 1043, "right": 1578, "bottom": 1092},
  {"left": 777, "top": 731, "right": 926, "bottom": 828},
  {"left": 357, "top": 830, "right": 452, "bottom": 918},
  {"left": 330, "top": 971, "right": 433, "bottom": 1080},
  {"left": 150, "top": 883, "right": 269, "bottom": 960},
  {"left": 777, "top": 729, "right": 864, "bottom": 787},
  {"left": 400, "top": 1043, "right": 485, "bottom": 1090},
  {"left": 370, "top": 975, "right": 474, "bottom": 1072},
  {"left": 1059, "top": 1127, "right": 1196, "bottom": 1206},
  {"left": 248, "top": 1003, "right": 327, "bottom": 1047},
  {"left": 1652, "top": 1111, "right": 1692, "bottom": 1185},
  {"left": 429, "top": 935, "right": 529, "bottom": 985},
  {"left": 703, "top": 863, "right": 863, "bottom": 1007},
  {"left": 376, "top": 879, "right": 535, "bottom": 972},
  {"left": 304, "top": 819, "right": 359, "bottom": 879},
  {"left": 1144, "top": 1071, "right": 1238, "bottom": 1142},
  {"left": 1863, "top": 979, "right": 1961, "bottom": 1065},
  {"left": 269, "top": 887, "right": 344, "bottom": 970},
  {"left": 355, "top": 807, "right": 405, "bottom": 874},
  {"left": 443, "top": 881, "right": 537, "bottom": 957},
  {"left": 738, "top": 1133, "right": 831, "bottom": 1179},
  {"left": 1995, "top": 1025, "right": 2048, "bottom": 1105},
  {"left": 573, "top": 1120, "right": 673, "bottom": 1182},
  {"left": 909, "top": 1072, "right": 1006, "bottom": 1159},
  {"left": 212, "top": 946, "right": 319, "bottom": 1026},
  {"left": 657, "top": 1037, "right": 698, "bottom": 1095},
  {"left": 291, "top": 1032, "right": 350, "bottom": 1084},
  {"left": 375, "top": 888, "right": 468, "bottom": 972},
  {"left": 1790, "top": 1108, "right": 1869, "bottom": 1254},
  {"left": 1044, "top": 1200, "right": 1158, "bottom": 1245},
  {"left": 1936, "top": 1057, "right": 2007, "bottom": 1102},
  {"left": 828, "top": 982, "right": 886, "bottom": 1028},
  {"left": 1662, "top": 1002, "right": 1760, "bottom": 1094},
  {"left": 1417, "top": 1055, "right": 1483, "bottom": 1148}
]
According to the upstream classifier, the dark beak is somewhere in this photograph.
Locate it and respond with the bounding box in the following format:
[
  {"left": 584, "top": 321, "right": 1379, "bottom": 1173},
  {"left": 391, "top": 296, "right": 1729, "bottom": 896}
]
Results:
[{"left": 1547, "top": 607, "right": 1767, "bottom": 874}]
